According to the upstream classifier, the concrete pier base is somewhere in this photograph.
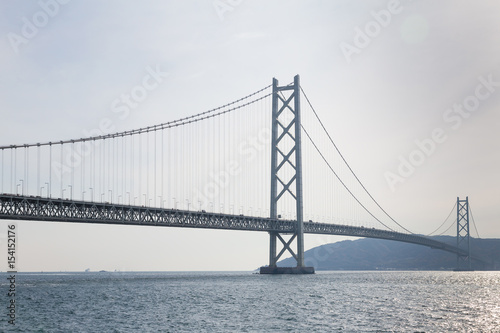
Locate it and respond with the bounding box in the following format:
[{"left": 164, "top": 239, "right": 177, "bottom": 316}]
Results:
[{"left": 259, "top": 266, "right": 315, "bottom": 274}]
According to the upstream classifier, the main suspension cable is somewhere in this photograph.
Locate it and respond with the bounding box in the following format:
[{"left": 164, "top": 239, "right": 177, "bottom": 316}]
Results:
[
  {"left": 437, "top": 216, "right": 456, "bottom": 236},
  {"left": 300, "top": 86, "right": 413, "bottom": 234},
  {"left": 427, "top": 201, "right": 457, "bottom": 236},
  {"left": 301, "top": 124, "right": 397, "bottom": 232},
  {"left": 0, "top": 84, "right": 272, "bottom": 149}
]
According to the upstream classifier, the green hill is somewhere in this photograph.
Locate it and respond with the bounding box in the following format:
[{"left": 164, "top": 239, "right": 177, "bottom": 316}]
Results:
[{"left": 277, "top": 236, "right": 500, "bottom": 270}]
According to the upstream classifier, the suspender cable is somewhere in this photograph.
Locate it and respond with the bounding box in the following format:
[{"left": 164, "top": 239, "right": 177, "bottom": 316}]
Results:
[
  {"left": 37, "top": 145, "right": 40, "bottom": 196},
  {"left": 1, "top": 149, "right": 3, "bottom": 193},
  {"left": 25, "top": 147, "right": 28, "bottom": 195},
  {"left": 60, "top": 144, "right": 63, "bottom": 197},
  {"left": 161, "top": 128, "right": 164, "bottom": 208},
  {"left": 100, "top": 139, "right": 104, "bottom": 202},
  {"left": 154, "top": 130, "right": 157, "bottom": 207},
  {"left": 49, "top": 143, "right": 52, "bottom": 197},
  {"left": 91, "top": 140, "right": 95, "bottom": 201},
  {"left": 82, "top": 142, "right": 85, "bottom": 200},
  {"left": 71, "top": 142, "right": 74, "bottom": 195},
  {"left": 115, "top": 137, "right": 118, "bottom": 202},
  {"left": 123, "top": 135, "right": 126, "bottom": 204},
  {"left": 131, "top": 135, "right": 135, "bottom": 205},
  {"left": 139, "top": 134, "right": 142, "bottom": 205},
  {"left": 146, "top": 131, "right": 149, "bottom": 206},
  {"left": 13, "top": 148, "right": 16, "bottom": 194}
]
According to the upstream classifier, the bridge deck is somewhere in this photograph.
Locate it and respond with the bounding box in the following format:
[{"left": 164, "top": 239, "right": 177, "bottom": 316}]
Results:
[{"left": 0, "top": 194, "right": 467, "bottom": 256}]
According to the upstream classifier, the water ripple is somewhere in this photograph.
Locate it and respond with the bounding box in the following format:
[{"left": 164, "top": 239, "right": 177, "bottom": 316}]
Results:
[{"left": 3, "top": 271, "right": 500, "bottom": 332}]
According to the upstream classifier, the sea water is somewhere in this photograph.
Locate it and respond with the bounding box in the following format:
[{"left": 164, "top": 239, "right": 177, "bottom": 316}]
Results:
[{"left": 2, "top": 271, "right": 499, "bottom": 332}]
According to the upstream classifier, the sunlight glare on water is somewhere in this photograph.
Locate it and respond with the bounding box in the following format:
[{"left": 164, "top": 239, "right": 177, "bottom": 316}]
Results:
[{"left": 3, "top": 271, "right": 500, "bottom": 332}]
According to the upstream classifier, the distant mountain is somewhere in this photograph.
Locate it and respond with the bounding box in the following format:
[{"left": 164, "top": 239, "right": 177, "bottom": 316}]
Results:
[{"left": 278, "top": 236, "right": 500, "bottom": 271}]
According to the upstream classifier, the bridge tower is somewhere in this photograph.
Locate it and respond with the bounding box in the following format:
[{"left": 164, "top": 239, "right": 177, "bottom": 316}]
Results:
[
  {"left": 455, "top": 196, "right": 472, "bottom": 271},
  {"left": 260, "top": 75, "right": 314, "bottom": 274}
]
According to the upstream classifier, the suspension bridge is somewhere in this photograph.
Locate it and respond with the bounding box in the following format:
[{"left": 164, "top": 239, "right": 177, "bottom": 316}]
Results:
[{"left": 0, "top": 75, "right": 480, "bottom": 273}]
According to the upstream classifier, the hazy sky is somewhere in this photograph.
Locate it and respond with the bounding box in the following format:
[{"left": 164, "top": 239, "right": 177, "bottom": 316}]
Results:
[{"left": 1, "top": 1, "right": 499, "bottom": 272}]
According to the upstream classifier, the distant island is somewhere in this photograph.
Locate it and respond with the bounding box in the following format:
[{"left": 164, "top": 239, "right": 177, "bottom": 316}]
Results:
[
  {"left": 84, "top": 269, "right": 113, "bottom": 273},
  {"left": 278, "top": 236, "right": 500, "bottom": 271}
]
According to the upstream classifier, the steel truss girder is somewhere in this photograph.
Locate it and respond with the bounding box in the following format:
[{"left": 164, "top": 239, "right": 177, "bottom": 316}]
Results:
[
  {"left": 0, "top": 194, "right": 294, "bottom": 232},
  {"left": 0, "top": 194, "right": 475, "bottom": 260}
]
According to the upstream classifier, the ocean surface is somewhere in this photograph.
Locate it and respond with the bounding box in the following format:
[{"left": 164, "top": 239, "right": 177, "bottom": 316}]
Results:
[{"left": 2, "top": 270, "right": 499, "bottom": 332}]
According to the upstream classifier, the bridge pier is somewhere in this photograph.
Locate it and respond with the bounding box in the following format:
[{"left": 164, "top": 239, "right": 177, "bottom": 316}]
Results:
[
  {"left": 269, "top": 231, "right": 277, "bottom": 267},
  {"left": 260, "top": 266, "right": 315, "bottom": 274},
  {"left": 260, "top": 75, "right": 314, "bottom": 274}
]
